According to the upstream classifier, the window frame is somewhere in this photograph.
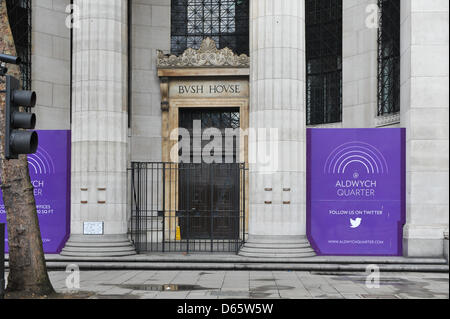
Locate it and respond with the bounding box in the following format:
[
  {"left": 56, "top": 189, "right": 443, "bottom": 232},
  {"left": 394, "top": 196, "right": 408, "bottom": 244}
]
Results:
[
  {"left": 377, "top": 0, "right": 401, "bottom": 116},
  {"left": 170, "top": 0, "right": 249, "bottom": 56},
  {"left": 305, "top": 0, "right": 343, "bottom": 126}
]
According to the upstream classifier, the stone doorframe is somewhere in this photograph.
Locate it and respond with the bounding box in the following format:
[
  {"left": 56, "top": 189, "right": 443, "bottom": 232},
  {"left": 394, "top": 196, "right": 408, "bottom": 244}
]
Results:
[
  {"left": 156, "top": 37, "right": 251, "bottom": 239},
  {"left": 157, "top": 38, "right": 250, "bottom": 164}
]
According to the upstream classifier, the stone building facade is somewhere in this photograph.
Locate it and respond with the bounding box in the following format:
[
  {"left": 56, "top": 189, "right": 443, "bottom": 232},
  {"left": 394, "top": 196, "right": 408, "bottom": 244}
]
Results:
[{"left": 2, "top": 0, "right": 448, "bottom": 258}]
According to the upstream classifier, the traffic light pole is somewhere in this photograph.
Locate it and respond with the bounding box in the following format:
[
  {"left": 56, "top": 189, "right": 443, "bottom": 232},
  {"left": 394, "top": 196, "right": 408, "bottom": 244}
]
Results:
[{"left": 0, "top": 50, "right": 54, "bottom": 296}]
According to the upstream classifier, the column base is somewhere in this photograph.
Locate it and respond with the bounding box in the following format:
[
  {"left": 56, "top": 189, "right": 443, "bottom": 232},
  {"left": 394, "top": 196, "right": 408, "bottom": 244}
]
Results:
[
  {"left": 403, "top": 238, "right": 445, "bottom": 258},
  {"left": 239, "top": 235, "right": 316, "bottom": 258},
  {"left": 61, "top": 234, "right": 136, "bottom": 257}
]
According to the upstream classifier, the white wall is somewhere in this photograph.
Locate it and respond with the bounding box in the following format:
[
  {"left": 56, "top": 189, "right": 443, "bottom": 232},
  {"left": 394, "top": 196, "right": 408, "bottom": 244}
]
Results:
[
  {"left": 32, "top": 0, "right": 71, "bottom": 130},
  {"left": 130, "top": 0, "right": 170, "bottom": 163},
  {"left": 342, "top": 0, "right": 378, "bottom": 128}
]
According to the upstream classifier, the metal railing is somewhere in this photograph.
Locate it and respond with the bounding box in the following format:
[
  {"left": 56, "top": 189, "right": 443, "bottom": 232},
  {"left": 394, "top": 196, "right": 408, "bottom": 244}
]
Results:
[{"left": 129, "top": 162, "right": 247, "bottom": 254}]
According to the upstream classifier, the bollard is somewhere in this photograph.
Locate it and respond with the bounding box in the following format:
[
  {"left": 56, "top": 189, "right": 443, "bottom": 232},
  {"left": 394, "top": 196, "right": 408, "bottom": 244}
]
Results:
[{"left": 0, "top": 223, "right": 4, "bottom": 299}]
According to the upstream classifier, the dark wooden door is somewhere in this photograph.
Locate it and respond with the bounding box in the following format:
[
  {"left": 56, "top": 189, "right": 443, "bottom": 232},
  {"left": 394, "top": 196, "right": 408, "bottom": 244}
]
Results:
[{"left": 178, "top": 108, "right": 240, "bottom": 240}]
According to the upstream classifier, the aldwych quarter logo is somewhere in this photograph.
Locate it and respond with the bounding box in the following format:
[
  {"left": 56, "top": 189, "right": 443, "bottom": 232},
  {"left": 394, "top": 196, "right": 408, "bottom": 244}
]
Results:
[
  {"left": 27, "top": 146, "right": 56, "bottom": 175},
  {"left": 27, "top": 146, "right": 56, "bottom": 198},
  {"left": 0, "top": 145, "right": 56, "bottom": 211},
  {"left": 323, "top": 141, "right": 389, "bottom": 198}
]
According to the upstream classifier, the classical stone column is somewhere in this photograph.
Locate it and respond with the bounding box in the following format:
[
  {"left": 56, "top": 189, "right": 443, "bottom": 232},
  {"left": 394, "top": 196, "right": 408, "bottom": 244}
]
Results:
[
  {"left": 400, "top": 0, "right": 449, "bottom": 257},
  {"left": 239, "top": 0, "right": 315, "bottom": 258},
  {"left": 61, "top": 0, "right": 135, "bottom": 256}
]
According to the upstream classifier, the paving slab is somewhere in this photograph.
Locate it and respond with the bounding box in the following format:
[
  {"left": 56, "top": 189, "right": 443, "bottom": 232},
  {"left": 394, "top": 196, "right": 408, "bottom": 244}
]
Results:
[
  {"left": 307, "top": 285, "right": 341, "bottom": 297},
  {"left": 139, "top": 293, "right": 159, "bottom": 299},
  {"left": 186, "top": 292, "right": 219, "bottom": 299},
  {"left": 332, "top": 283, "right": 369, "bottom": 294},
  {"left": 155, "top": 291, "right": 191, "bottom": 299},
  {"left": 3, "top": 270, "right": 446, "bottom": 299},
  {"left": 313, "top": 294, "right": 345, "bottom": 299}
]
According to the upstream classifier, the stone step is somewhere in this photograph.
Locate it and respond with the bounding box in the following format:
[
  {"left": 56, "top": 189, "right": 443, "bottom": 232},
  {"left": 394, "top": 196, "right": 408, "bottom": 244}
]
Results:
[
  {"left": 242, "top": 242, "right": 314, "bottom": 249},
  {"left": 6, "top": 254, "right": 447, "bottom": 266},
  {"left": 63, "top": 241, "right": 136, "bottom": 248},
  {"left": 245, "top": 238, "right": 312, "bottom": 245},
  {"left": 13, "top": 261, "right": 447, "bottom": 273},
  {"left": 239, "top": 246, "right": 316, "bottom": 254},
  {"left": 239, "top": 235, "right": 316, "bottom": 258},
  {"left": 239, "top": 246, "right": 316, "bottom": 258},
  {"left": 60, "top": 235, "right": 136, "bottom": 257},
  {"left": 61, "top": 246, "right": 136, "bottom": 253},
  {"left": 239, "top": 252, "right": 317, "bottom": 258},
  {"left": 61, "top": 246, "right": 137, "bottom": 257},
  {"left": 58, "top": 251, "right": 137, "bottom": 257},
  {"left": 65, "top": 235, "right": 134, "bottom": 243}
]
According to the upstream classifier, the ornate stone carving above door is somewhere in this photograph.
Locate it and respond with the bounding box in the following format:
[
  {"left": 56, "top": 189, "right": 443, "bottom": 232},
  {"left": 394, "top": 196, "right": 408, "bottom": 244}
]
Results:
[{"left": 157, "top": 37, "right": 250, "bottom": 69}]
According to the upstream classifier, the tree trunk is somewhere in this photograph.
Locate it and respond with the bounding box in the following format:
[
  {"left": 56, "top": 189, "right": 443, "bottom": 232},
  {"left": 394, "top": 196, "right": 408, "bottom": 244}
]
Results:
[{"left": 0, "top": 1, "right": 54, "bottom": 296}]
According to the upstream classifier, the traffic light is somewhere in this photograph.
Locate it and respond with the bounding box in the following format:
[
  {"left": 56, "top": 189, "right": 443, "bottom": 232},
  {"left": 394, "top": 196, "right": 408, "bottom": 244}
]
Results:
[{"left": 5, "top": 75, "right": 38, "bottom": 159}]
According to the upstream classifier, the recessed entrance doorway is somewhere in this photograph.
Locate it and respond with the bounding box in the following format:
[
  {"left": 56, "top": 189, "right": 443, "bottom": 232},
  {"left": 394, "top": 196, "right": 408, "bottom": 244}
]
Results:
[{"left": 178, "top": 108, "right": 241, "bottom": 240}]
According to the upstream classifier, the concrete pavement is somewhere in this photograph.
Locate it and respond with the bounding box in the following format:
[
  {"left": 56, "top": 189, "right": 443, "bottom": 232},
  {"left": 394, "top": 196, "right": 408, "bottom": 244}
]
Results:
[{"left": 5, "top": 270, "right": 448, "bottom": 299}]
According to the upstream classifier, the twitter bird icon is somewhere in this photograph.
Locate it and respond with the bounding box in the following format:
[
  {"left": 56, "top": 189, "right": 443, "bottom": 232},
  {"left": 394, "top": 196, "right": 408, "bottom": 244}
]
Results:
[{"left": 350, "top": 218, "right": 362, "bottom": 228}]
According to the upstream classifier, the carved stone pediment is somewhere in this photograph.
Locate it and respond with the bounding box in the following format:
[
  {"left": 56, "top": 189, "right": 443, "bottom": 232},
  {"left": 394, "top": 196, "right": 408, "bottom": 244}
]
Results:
[{"left": 157, "top": 37, "right": 250, "bottom": 69}]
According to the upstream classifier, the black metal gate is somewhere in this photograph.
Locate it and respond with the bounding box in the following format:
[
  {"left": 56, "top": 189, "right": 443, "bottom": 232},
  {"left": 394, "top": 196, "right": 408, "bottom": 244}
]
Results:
[{"left": 130, "top": 162, "right": 247, "bottom": 254}]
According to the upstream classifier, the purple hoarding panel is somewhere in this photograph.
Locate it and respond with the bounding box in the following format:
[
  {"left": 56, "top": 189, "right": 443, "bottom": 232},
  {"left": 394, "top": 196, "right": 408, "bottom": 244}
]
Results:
[
  {"left": 0, "top": 130, "right": 71, "bottom": 254},
  {"left": 307, "top": 128, "right": 406, "bottom": 256}
]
